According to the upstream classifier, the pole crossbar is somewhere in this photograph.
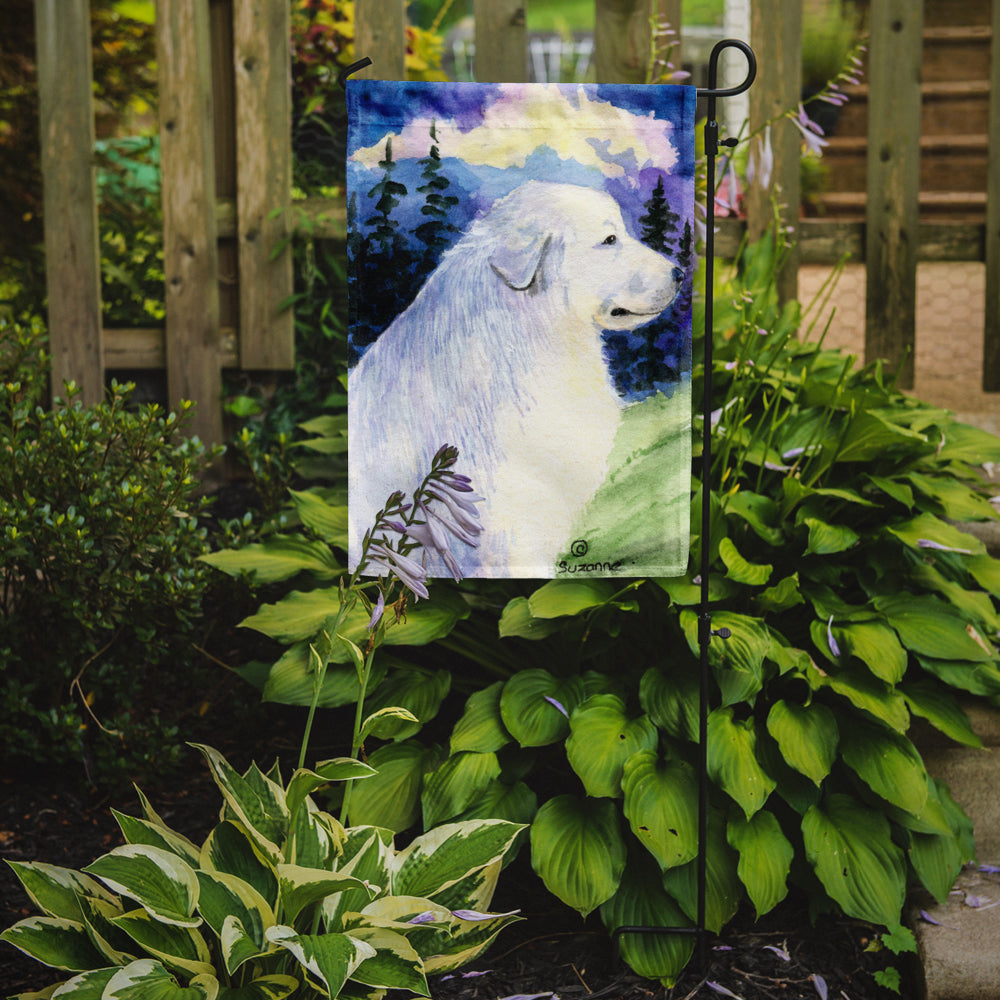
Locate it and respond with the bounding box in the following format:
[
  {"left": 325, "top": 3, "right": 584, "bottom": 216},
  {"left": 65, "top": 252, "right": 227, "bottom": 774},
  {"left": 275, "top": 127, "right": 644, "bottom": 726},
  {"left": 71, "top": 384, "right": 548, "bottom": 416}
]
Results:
[{"left": 340, "top": 39, "right": 758, "bottom": 975}]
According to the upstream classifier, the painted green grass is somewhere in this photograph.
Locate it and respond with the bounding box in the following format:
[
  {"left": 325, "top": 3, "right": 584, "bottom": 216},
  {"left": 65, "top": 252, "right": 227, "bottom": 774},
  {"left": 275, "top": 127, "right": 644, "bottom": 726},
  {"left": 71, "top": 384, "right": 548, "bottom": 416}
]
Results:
[{"left": 558, "top": 381, "right": 692, "bottom": 577}]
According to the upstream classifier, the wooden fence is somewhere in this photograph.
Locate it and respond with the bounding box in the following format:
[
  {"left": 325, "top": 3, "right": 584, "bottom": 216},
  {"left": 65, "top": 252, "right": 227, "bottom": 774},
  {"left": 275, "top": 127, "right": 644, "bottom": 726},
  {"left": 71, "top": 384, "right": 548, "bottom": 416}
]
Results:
[{"left": 34, "top": 0, "right": 1000, "bottom": 445}]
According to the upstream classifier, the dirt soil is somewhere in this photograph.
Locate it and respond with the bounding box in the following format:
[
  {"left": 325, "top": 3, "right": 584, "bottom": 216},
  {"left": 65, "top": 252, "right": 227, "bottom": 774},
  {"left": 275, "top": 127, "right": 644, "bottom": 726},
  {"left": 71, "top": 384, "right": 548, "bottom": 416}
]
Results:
[{"left": 1, "top": 744, "right": 913, "bottom": 1000}]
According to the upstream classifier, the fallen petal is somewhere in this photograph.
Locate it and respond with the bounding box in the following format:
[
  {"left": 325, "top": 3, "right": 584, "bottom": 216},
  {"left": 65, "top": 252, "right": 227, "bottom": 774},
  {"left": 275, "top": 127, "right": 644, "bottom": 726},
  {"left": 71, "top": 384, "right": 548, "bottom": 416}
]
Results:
[
  {"left": 812, "top": 974, "right": 828, "bottom": 1000},
  {"left": 763, "top": 944, "right": 790, "bottom": 962},
  {"left": 544, "top": 695, "right": 569, "bottom": 718},
  {"left": 707, "top": 983, "right": 743, "bottom": 999}
]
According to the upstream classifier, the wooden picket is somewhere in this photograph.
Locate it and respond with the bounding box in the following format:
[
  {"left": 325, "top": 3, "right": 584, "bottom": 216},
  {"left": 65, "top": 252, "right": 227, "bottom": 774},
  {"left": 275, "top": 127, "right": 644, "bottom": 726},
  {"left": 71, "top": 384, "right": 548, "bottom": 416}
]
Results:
[{"left": 30, "top": 0, "right": 1000, "bottom": 448}]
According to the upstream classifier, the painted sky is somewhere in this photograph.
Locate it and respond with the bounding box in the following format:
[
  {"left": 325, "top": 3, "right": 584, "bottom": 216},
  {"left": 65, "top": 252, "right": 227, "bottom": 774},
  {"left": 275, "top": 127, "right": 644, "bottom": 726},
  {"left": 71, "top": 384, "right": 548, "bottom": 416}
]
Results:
[{"left": 346, "top": 81, "right": 696, "bottom": 227}]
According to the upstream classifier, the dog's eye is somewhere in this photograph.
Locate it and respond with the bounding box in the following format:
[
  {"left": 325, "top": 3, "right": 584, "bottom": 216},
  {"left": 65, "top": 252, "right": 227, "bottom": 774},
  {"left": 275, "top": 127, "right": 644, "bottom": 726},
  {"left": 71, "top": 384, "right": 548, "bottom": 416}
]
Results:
[{"left": 602, "top": 234, "right": 617, "bottom": 245}]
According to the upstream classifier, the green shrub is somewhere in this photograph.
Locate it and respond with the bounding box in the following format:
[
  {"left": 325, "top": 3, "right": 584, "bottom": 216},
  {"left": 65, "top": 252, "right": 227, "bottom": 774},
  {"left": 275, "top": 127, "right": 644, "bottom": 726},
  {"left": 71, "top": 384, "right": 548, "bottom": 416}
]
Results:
[
  {"left": 210, "top": 230, "right": 1000, "bottom": 985},
  {"left": 0, "top": 317, "right": 220, "bottom": 783},
  {"left": 1, "top": 743, "right": 524, "bottom": 998}
]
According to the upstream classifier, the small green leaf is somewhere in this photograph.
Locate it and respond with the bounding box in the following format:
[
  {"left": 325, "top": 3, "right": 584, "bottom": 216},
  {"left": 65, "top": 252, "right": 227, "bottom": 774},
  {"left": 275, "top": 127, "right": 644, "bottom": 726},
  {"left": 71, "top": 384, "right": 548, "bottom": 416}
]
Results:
[
  {"left": 802, "top": 793, "right": 906, "bottom": 926},
  {"left": 288, "top": 489, "right": 348, "bottom": 547},
  {"left": 276, "top": 865, "right": 373, "bottom": 925},
  {"left": 621, "top": 751, "right": 699, "bottom": 871},
  {"left": 103, "top": 959, "right": 217, "bottom": 999},
  {"left": 359, "top": 706, "right": 421, "bottom": 742},
  {"left": 530, "top": 795, "right": 626, "bottom": 917},
  {"left": 875, "top": 594, "right": 995, "bottom": 662},
  {"left": 497, "top": 597, "right": 565, "bottom": 639},
  {"left": 803, "top": 517, "right": 859, "bottom": 556},
  {"left": 499, "top": 670, "right": 584, "bottom": 747},
  {"left": 347, "top": 740, "right": 442, "bottom": 832},
  {"left": 265, "top": 926, "right": 374, "bottom": 997},
  {"left": 707, "top": 707, "right": 776, "bottom": 818},
  {"left": 200, "top": 536, "right": 341, "bottom": 584},
  {"left": 421, "top": 752, "right": 502, "bottom": 829},
  {"left": 565, "top": 695, "right": 658, "bottom": 798},
  {"left": 838, "top": 718, "right": 929, "bottom": 817},
  {"left": 362, "top": 667, "right": 451, "bottom": 740},
  {"left": 110, "top": 909, "right": 214, "bottom": 978},
  {"left": 901, "top": 680, "right": 982, "bottom": 748},
  {"left": 4, "top": 862, "right": 118, "bottom": 923},
  {"left": 0, "top": 916, "right": 107, "bottom": 972},
  {"left": 765, "top": 700, "right": 838, "bottom": 786},
  {"left": 639, "top": 664, "right": 699, "bottom": 742},
  {"left": 527, "top": 579, "right": 618, "bottom": 619},
  {"left": 718, "top": 537, "right": 773, "bottom": 585},
  {"left": 727, "top": 811, "right": 793, "bottom": 917},
  {"left": 450, "top": 682, "right": 511, "bottom": 754}
]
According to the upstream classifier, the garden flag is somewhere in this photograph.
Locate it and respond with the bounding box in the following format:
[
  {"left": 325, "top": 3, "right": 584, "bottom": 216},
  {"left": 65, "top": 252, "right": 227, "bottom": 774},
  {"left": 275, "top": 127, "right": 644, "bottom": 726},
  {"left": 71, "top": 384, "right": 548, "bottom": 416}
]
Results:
[{"left": 347, "top": 81, "right": 696, "bottom": 580}]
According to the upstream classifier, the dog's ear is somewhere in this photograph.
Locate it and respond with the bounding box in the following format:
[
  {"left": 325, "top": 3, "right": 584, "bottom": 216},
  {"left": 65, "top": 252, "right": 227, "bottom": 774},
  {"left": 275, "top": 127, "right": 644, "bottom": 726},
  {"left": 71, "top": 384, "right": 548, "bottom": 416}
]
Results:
[{"left": 489, "top": 230, "right": 551, "bottom": 290}]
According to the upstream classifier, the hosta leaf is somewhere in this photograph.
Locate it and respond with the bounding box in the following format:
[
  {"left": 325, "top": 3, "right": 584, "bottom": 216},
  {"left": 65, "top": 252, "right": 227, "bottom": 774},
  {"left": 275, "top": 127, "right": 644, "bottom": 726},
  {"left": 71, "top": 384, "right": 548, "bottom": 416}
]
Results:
[
  {"left": 285, "top": 759, "right": 376, "bottom": 822},
  {"left": 450, "top": 682, "right": 511, "bottom": 754},
  {"left": 707, "top": 708, "right": 776, "bottom": 818},
  {"left": 526, "top": 579, "right": 617, "bottom": 618},
  {"left": 200, "top": 535, "right": 341, "bottom": 584},
  {"left": 718, "top": 537, "right": 772, "bottom": 586},
  {"left": 809, "top": 661, "right": 909, "bottom": 732},
  {"left": 199, "top": 822, "right": 278, "bottom": 910},
  {"left": 347, "top": 740, "right": 442, "bottom": 832},
  {"left": 530, "top": 795, "right": 626, "bottom": 917},
  {"left": 885, "top": 512, "right": 985, "bottom": 557},
  {"left": 45, "top": 966, "right": 118, "bottom": 998},
  {"left": 216, "top": 975, "right": 299, "bottom": 1000},
  {"left": 4, "top": 862, "right": 118, "bottom": 923},
  {"left": 566, "top": 695, "right": 658, "bottom": 798},
  {"left": 660, "top": 810, "right": 741, "bottom": 933},
  {"left": 111, "top": 909, "right": 214, "bottom": 978},
  {"left": 497, "top": 597, "right": 565, "bottom": 639},
  {"left": 453, "top": 779, "right": 538, "bottom": 827},
  {"left": 765, "top": 700, "right": 838, "bottom": 786},
  {"left": 362, "top": 667, "right": 451, "bottom": 740},
  {"left": 755, "top": 573, "right": 804, "bottom": 614},
  {"left": 639, "top": 664, "right": 699, "bottom": 742},
  {"left": 909, "top": 829, "right": 965, "bottom": 906},
  {"left": 112, "top": 812, "right": 201, "bottom": 868},
  {"left": 195, "top": 871, "right": 273, "bottom": 973},
  {"left": 621, "top": 751, "right": 699, "bottom": 871},
  {"left": 322, "top": 829, "right": 394, "bottom": 931},
  {"left": 834, "top": 621, "right": 907, "bottom": 684},
  {"left": 0, "top": 916, "right": 107, "bottom": 971},
  {"left": 680, "top": 610, "right": 770, "bottom": 706},
  {"left": 966, "top": 553, "right": 1000, "bottom": 597},
  {"left": 874, "top": 594, "right": 995, "bottom": 662},
  {"left": 835, "top": 409, "right": 927, "bottom": 463},
  {"left": 103, "top": 959, "right": 218, "bottom": 1000},
  {"left": 499, "top": 670, "right": 585, "bottom": 747},
  {"left": 901, "top": 680, "right": 982, "bottom": 748},
  {"left": 345, "top": 926, "right": 428, "bottom": 994},
  {"left": 802, "top": 794, "right": 906, "bottom": 926},
  {"left": 906, "top": 472, "right": 998, "bottom": 522},
  {"left": 422, "top": 907, "right": 522, "bottom": 974},
  {"left": 288, "top": 489, "right": 349, "bottom": 547},
  {"left": 260, "top": 643, "right": 387, "bottom": 709},
  {"left": 724, "top": 490, "right": 784, "bottom": 545},
  {"left": 83, "top": 846, "right": 200, "bottom": 928},
  {"left": 191, "top": 746, "right": 287, "bottom": 862},
  {"left": 421, "top": 751, "right": 502, "bottom": 828},
  {"left": 76, "top": 894, "right": 136, "bottom": 966},
  {"left": 599, "top": 853, "right": 694, "bottom": 987},
  {"left": 838, "top": 718, "right": 928, "bottom": 816},
  {"left": 727, "top": 811, "right": 793, "bottom": 918},
  {"left": 276, "top": 865, "right": 374, "bottom": 925},
  {"left": 393, "top": 820, "right": 524, "bottom": 901},
  {"left": 265, "top": 926, "right": 375, "bottom": 997},
  {"left": 802, "top": 517, "right": 859, "bottom": 556},
  {"left": 916, "top": 655, "right": 1000, "bottom": 697},
  {"left": 655, "top": 573, "right": 737, "bottom": 606}
]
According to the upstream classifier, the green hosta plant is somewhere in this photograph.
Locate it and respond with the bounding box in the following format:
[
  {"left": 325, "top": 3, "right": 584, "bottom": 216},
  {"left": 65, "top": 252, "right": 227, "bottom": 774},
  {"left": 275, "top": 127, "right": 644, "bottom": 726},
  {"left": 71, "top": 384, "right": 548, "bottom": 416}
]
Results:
[
  {"left": 1, "top": 743, "right": 523, "bottom": 999},
  {"left": 342, "top": 232, "right": 998, "bottom": 984}
]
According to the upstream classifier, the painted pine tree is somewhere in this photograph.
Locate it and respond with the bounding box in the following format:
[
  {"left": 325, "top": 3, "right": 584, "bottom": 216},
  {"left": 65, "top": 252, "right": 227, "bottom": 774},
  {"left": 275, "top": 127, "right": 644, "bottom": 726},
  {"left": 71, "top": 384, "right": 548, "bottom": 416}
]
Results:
[
  {"left": 638, "top": 175, "right": 681, "bottom": 256},
  {"left": 413, "top": 121, "right": 459, "bottom": 282}
]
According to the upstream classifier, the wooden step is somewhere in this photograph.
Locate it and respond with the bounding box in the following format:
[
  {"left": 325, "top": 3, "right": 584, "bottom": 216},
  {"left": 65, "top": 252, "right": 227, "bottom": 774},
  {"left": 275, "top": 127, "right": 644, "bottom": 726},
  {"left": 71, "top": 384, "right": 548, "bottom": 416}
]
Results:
[
  {"left": 822, "top": 134, "right": 989, "bottom": 193},
  {"left": 832, "top": 80, "right": 991, "bottom": 138},
  {"left": 922, "top": 25, "right": 993, "bottom": 83},
  {"left": 922, "top": 0, "right": 992, "bottom": 28},
  {"left": 813, "top": 190, "right": 987, "bottom": 222}
]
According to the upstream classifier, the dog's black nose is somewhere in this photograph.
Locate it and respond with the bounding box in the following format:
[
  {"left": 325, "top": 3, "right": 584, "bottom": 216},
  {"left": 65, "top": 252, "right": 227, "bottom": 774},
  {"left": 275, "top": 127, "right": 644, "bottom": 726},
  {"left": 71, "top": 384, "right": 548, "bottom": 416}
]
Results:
[{"left": 671, "top": 265, "right": 684, "bottom": 284}]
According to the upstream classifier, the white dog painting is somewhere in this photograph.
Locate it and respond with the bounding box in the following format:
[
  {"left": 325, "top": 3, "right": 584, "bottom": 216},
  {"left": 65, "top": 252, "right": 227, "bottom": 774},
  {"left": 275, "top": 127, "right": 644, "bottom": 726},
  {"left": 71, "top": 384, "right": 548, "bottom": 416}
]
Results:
[{"left": 347, "top": 81, "right": 696, "bottom": 579}]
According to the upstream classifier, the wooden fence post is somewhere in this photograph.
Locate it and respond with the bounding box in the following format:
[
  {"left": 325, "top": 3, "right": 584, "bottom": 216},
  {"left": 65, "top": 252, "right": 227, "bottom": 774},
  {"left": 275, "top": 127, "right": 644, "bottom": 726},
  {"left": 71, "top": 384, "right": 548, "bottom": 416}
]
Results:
[
  {"left": 474, "top": 0, "right": 527, "bottom": 83},
  {"left": 34, "top": 0, "right": 104, "bottom": 405},
  {"left": 233, "top": 0, "right": 294, "bottom": 369},
  {"left": 983, "top": 0, "right": 1000, "bottom": 390},
  {"left": 594, "top": 0, "right": 652, "bottom": 84},
  {"left": 746, "top": 0, "right": 801, "bottom": 306},
  {"left": 354, "top": 0, "right": 406, "bottom": 80},
  {"left": 157, "top": 0, "right": 223, "bottom": 445},
  {"left": 864, "top": 0, "right": 923, "bottom": 389}
]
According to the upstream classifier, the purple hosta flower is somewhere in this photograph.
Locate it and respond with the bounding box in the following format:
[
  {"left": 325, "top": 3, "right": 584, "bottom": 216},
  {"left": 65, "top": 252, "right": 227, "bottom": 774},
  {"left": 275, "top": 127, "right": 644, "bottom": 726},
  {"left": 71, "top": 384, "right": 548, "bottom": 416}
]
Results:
[
  {"left": 715, "top": 158, "right": 741, "bottom": 215},
  {"left": 791, "top": 104, "right": 829, "bottom": 157},
  {"left": 747, "top": 124, "right": 774, "bottom": 191},
  {"left": 827, "top": 616, "right": 842, "bottom": 658},
  {"left": 544, "top": 695, "right": 569, "bottom": 718},
  {"left": 366, "top": 542, "right": 429, "bottom": 600},
  {"left": 407, "top": 911, "right": 438, "bottom": 925},
  {"left": 917, "top": 538, "right": 973, "bottom": 555},
  {"left": 763, "top": 944, "right": 791, "bottom": 962},
  {"left": 451, "top": 908, "right": 521, "bottom": 921},
  {"left": 367, "top": 589, "right": 385, "bottom": 631}
]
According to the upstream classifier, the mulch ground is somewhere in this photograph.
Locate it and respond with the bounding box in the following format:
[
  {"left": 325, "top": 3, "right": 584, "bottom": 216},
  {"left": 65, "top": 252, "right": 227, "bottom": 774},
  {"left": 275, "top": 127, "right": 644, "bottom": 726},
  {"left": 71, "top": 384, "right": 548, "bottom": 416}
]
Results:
[{"left": 1, "top": 740, "right": 913, "bottom": 1000}]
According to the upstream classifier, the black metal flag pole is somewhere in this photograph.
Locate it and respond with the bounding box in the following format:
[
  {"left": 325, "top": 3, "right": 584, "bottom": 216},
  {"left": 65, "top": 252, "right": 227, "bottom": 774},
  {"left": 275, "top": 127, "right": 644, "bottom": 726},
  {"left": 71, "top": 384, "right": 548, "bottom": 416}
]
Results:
[
  {"left": 612, "top": 38, "right": 756, "bottom": 972},
  {"left": 340, "top": 42, "right": 758, "bottom": 973}
]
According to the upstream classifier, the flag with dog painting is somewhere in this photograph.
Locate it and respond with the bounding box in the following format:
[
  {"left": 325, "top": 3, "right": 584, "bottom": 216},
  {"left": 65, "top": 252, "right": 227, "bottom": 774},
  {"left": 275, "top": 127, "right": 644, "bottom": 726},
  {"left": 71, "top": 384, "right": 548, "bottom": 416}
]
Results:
[{"left": 347, "top": 81, "right": 695, "bottom": 580}]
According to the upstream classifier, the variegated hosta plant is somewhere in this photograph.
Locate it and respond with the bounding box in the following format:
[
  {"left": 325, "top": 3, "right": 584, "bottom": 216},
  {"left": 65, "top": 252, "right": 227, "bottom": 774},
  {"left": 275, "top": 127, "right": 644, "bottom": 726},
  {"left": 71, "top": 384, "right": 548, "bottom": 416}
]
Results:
[{"left": 1, "top": 744, "right": 523, "bottom": 999}]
